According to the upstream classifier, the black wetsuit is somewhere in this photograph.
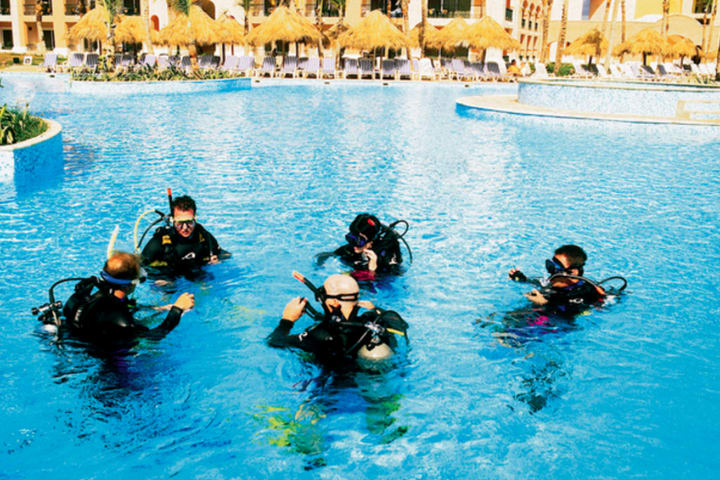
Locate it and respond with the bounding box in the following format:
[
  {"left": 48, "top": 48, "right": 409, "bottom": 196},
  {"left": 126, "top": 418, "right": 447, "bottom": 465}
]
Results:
[
  {"left": 542, "top": 281, "right": 604, "bottom": 317},
  {"left": 65, "top": 289, "right": 181, "bottom": 346},
  {"left": 333, "top": 235, "right": 403, "bottom": 276},
  {"left": 268, "top": 309, "right": 400, "bottom": 365},
  {"left": 141, "top": 224, "right": 223, "bottom": 274}
]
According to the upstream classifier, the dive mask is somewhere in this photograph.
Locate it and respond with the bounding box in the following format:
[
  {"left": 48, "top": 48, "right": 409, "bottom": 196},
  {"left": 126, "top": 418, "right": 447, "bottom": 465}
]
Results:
[
  {"left": 100, "top": 269, "right": 147, "bottom": 286},
  {"left": 545, "top": 257, "right": 584, "bottom": 276},
  {"left": 345, "top": 232, "right": 369, "bottom": 248}
]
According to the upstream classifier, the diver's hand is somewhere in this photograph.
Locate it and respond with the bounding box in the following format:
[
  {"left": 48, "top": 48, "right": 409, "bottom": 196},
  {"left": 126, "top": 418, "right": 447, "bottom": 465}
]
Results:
[
  {"left": 154, "top": 279, "right": 172, "bottom": 287},
  {"left": 364, "top": 249, "right": 378, "bottom": 272},
  {"left": 208, "top": 255, "right": 219, "bottom": 265},
  {"left": 173, "top": 292, "right": 195, "bottom": 311},
  {"left": 282, "top": 297, "right": 307, "bottom": 322},
  {"left": 358, "top": 300, "right": 375, "bottom": 310},
  {"left": 509, "top": 268, "right": 527, "bottom": 282},
  {"left": 524, "top": 289, "right": 548, "bottom": 305}
]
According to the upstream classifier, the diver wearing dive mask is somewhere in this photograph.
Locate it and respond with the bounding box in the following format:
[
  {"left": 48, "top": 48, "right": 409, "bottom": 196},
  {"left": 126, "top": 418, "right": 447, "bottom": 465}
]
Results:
[
  {"left": 267, "top": 274, "right": 408, "bottom": 365},
  {"left": 509, "top": 244, "right": 605, "bottom": 316}
]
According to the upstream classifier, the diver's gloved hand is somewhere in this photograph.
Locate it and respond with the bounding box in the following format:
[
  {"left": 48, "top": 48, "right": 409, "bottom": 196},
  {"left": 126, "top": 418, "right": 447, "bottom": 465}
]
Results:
[
  {"left": 509, "top": 268, "right": 527, "bottom": 282},
  {"left": 524, "top": 289, "right": 549, "bottom": 305},
  {"left": 363, "top": 249, "right": 378, "bottom": 273},
  {"left": 282, "top": 297, "right": 307, "bottom": 322}
]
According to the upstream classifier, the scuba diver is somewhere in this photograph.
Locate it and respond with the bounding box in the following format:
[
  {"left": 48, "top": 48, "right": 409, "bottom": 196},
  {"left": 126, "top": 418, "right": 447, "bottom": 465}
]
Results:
[
  {"left": 139, "top": 191, "right": 230, "bottom": 278},
  {"left": 508, "top": 244, "right": 627, "bottom": 318},
  {"left": 33, "top": 251, "right": 194, "bottom": 347},
  {"left": 267, "top": 272, "right": 408, "bottom": 367},
  {"left": 317, "top": 214, "right": 411, "bottom": 282}
]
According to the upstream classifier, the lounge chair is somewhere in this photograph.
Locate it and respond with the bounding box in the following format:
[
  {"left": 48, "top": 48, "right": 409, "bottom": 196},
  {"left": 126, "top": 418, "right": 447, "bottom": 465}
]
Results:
[
  {"left": 450, "top": 58, "right": 476, "bottom": 81},
  {"left": 343, "top": 58, "right": 359, "bottom": 78},
  {"left": 396, "top": 59, "right": 411, "bottom": 80},
  {"left": 42, "top": 52, "right": 57, "bottom": 72},
  {"left": 180, "top": 55, "right": 192, "bottom": 72},
  {"left": 113, "top": 54, "right": 123, "bottom": 67},
  {"left": 531, "top": 62, "right": 549, "bottom": 78},
  {"left": 359, "top": 58, "right": 374, "bottom": 79},
  {"left": 380, "top": 59, "right": 396, "bottom": 80},
  {"left": 417, "top": 58, "right": 437, "bottom": 80},
  {"left": 321, "top": 57, "right": 338, "bottom": 79},
  {"left": 141, "top": 54, "right": 156, "bottom": 68},
  {"left": 68, "top": 52, "right": 84, "bottom": 69},
  {"left": 485, "top": 61, "right": 503, "bottom": 81},
  {"left": 120, "top": 54, "right": 134, "bottom": 68},
  {"left": 85, "top": 53, "right": 99, "bottom": 72},
  {"left": 220, "top": 55, "right": 239, "bottom": 71},
  {"left": 198, "top": 54, "right": 214, "bottom": 69},
  {"left": 571, "top": 60, "right": 593, "bottom": 78},
  {"left": 257, "top": 56, "right": 276, "bottom": 77},
  {"left": 303, "top": 57, "right": 320, "bottom": 78},
  {"left": 296, "top": 56, "right": 308, "bottom": 76},
  {"left": 237, "top": 56, "right": 254, "bottom": 76},
  {"left": 640, "top": 64, "right": 657, "bottom": 78},
  {"left": 471, "top": 62, "right": 488, "bottom": 81},
  {"left": 280, "top": 56, "right": 298, "bottom": 78}
]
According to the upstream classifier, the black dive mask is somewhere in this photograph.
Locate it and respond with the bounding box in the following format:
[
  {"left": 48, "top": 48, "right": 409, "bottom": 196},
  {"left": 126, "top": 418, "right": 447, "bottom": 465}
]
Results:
[{"left": 545, "top": 257, "right": 584, "bottom": 276}]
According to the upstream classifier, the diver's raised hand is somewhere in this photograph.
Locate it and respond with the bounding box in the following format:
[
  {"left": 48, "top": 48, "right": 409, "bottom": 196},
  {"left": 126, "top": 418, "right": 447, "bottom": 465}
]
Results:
[
  {"left": 364, "top": 249, "right": 378, "bottom": 272},
  {"left": 509, "top": 268, "right": 527, "bottom": 282},
  {"left": 174, "top": 292, "right": 195, "bottom": 312},
  {"left": 282, "top": 297, "right": 307, "bottom": 322},
  {"left": 358, "top": 300, "right": 375, "bottom": 310}
]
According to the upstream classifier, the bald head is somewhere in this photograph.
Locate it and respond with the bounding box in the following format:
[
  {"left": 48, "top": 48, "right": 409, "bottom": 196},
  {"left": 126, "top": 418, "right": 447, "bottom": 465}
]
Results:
[
  {"left": 104, "top": 251, "right": 141, "bottom": 281},
  {"left": 324, "top": 274, "right": 359, "bottom": 296}
]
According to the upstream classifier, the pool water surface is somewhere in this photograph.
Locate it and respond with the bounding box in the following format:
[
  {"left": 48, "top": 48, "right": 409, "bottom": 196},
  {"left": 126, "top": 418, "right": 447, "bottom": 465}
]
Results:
[{"left": 1, "top": 75, "right": 719, "bottom": 478}]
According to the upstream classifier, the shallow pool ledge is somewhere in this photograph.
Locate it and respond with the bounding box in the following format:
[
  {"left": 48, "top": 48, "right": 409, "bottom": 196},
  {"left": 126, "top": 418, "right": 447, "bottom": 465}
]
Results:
[
  {"left": 68, "top": 77, "right": 252, "bottom": 95},
  {"left": 0, "top": 118, "right": 62, "bottom": 182}
]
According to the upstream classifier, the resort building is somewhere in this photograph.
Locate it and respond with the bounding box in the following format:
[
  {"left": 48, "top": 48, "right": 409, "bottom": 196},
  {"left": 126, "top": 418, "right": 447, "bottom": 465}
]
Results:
[{"left": 1, "top": 0, "right": 718, "bottom": 62}]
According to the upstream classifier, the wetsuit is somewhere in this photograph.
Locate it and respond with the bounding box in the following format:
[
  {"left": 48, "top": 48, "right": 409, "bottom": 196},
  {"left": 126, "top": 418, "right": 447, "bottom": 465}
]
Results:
[
  {"left": 141, "top": 224, "right": 223, "bottom": 274},
  {"left": 65, "top": 289, "right": 181, "bottom": 345},
  {"left": 542, "top": 281, "right": 604, "bottom": 317},
  {"left": 268, "top": 309, "right": 399, "bottom": 365},
  {"left": 333, "top": 234, "right": 403, "bottom": 277}
]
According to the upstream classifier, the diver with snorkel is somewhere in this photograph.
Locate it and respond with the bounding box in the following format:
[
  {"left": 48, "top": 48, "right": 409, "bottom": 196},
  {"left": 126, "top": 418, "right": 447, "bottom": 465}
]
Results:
[
  {"left": 137, "top": 189, "right": 230, "bottom": 279},
  {"left": 267, "top": 272, "right": 408, "bottom": 367}
]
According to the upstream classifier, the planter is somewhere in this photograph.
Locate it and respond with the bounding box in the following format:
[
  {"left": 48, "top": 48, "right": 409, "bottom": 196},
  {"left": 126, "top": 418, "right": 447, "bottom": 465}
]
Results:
[{"left": 0, "top": 118, "right": 62, "bottom": 182}]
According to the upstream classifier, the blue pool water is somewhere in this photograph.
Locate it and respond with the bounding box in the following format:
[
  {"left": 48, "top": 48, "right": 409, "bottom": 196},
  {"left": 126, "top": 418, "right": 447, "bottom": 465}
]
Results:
[{"left": 1, "top": 74, "right": 719, "bottom": 478}]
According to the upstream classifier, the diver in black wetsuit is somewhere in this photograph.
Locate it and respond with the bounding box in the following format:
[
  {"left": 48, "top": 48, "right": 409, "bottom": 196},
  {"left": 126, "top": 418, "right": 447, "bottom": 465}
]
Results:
[
  {"left": 509, "top": 244, "right": 605, "bottom": 317},
  {"left": 321, "top": 214, "right": 407, "bottom": 282},
  {"left": 141, "top": 195, "right": 229, "bottom": 276},
  {"left": 61, "top": 251, "right": 194, "bottom": 346},
  {"left": 268, "top": 274, "right": 408, "bottom": 366}
]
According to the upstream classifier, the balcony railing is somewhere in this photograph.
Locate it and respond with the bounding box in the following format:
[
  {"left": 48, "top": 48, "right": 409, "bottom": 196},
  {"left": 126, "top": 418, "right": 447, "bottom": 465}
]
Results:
[
  {"left": 428, "top": 9, "right": 471, "bottom": 18},
  {"left": 24, "top": 2, "right": 52, "bottom": 16},
  {"left": 505, "top": 8, "right": 513, "bottom": 21}
]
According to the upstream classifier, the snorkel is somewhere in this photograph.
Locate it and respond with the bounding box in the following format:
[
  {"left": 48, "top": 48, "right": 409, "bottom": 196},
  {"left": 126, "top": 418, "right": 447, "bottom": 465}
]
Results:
[{"left": 132, "top": 189, "right": 174, "bottom": 253}]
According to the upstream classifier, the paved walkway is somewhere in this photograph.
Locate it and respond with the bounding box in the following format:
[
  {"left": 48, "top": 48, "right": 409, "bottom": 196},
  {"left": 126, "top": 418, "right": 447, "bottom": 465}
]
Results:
[{"left": 457, "top": 94, "right": 720, "bottom": 126}]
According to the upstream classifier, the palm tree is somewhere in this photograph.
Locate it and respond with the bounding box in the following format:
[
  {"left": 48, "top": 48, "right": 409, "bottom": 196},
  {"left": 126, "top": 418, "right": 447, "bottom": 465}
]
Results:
[
  {"left": 401, "top": 0, "right": 408, "bottom": 33},
  {"left": 554, "top": 0, "right": 567, "bottom": 74},
  {"left": 539, "top": 0, "right": 552, "bottom": 63},
  {"left": 140, "top": 0, "right": 153, "bottom": 53},
  {"left": 419, "top": 0, "right": 427, "bottom": 51},
  {"left": 100, "top": 0, "right": 124, "bottom": 68},
  {"left": 600, "top": 0, "right": 611, "bottom": 36},
  {"left": 243, "top": 0, "right": 252, "bottom": 34},
  {"left": 701, "top": 0, "right": 710, "bottom": 53},
  {"left": 620, "top": 0, "right": 625, "bottom": 43},
  {"left": 315, "top": 0, "right": 324, "bottom": 56},
  {"left": 709, "top": 0, "right": 718, "bottom": 60},
  {"left": 603, "top": 0, "right": 618, "bottom": 67}
]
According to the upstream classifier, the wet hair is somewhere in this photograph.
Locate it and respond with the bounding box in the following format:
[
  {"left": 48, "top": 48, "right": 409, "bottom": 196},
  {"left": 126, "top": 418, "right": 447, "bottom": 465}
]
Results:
[
  {"left": 554, "top": 244, "right": 587, "bottom": 267},
  {"left": 172, "top": 195, "right": 196, "bottom": 214},
  {"left": 103, "top": 251, "right": 141, "bottom": 281},
  {"left": 349, "top": 214, "right": 381, "bottom": 240}
]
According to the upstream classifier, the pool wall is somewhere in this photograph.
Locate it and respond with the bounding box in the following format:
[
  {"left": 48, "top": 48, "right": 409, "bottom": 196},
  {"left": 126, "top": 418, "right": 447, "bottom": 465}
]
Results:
[
  {"left": 518, "top": 80, "right": 720, "bottom": 118},
  {"left": 0, "top": 118, "right": 62, "bottom": 182},
  {"left": 68, "top": 77, "right": 252, "bottom": 95}
]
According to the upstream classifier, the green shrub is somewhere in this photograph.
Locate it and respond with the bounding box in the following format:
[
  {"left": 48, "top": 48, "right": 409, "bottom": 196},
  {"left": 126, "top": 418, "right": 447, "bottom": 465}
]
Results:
[
  {"left": 546, "top": 62, "right": 575, "bottom": 77},
  {"left": 0, "top": 104, "right": 48, "bottom": 145}
]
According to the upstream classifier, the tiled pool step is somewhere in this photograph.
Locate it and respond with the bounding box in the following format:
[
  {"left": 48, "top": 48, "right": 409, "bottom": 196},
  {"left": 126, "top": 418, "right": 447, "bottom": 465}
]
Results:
[{"left": 676, "top": 99, "right": 720, "bottom": 121}]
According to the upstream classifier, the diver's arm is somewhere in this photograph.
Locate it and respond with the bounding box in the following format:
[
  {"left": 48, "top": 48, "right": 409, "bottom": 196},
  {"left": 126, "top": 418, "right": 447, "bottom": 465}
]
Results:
[
  {"left": 267, "top": 297, "right": 312, "bottom": 349},
  {"left": 141, "top": 293, "right": 193, "bottom": 340}
]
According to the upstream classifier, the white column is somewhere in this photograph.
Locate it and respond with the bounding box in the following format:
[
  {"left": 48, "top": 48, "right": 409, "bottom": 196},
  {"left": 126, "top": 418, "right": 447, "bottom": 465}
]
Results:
[{"left": 10, "top": 0, "right": 27, "bottom": 53}]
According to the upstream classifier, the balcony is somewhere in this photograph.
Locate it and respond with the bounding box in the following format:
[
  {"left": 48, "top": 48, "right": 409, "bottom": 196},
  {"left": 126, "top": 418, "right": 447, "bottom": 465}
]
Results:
[
  {"left": 428, "top": 9, "right": 471, "bottom": 18},
  {"left": 24, "top": 2, "right": 52, "bottom": 16}
]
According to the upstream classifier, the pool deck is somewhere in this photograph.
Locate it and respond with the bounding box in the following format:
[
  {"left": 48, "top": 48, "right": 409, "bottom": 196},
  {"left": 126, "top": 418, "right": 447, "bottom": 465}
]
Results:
[{"left": 457, "top": 94, "right": 720, "bottom": 126}]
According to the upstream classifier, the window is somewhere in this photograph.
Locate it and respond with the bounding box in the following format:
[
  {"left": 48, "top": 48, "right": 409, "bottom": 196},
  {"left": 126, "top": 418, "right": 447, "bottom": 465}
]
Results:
[
  {"left": 505, "top": 8, "right": 513, "bottom": 21},
  {"left": 694, "top": 0, "right": 713, "bottom": 14},
  {"left": 370, "top": 0, "right": 402, "bottom": 17},
  {"left": 2, "top": 29, "right": 12, "bottom": 49},
  {"left": 0, "top": 0, "right": 9, "bottom": 15},
  {"left": 427, "top": 0, "right": 471, "bottom": 18},
  {"left": 43, "top": 29, "right": 54, "bottom": 50},
  {"left": 123, "top": 0, "right": 140, "bottom": 15},
  {"left": 320, "top": 0, "right": 339, "bottom": 17}
]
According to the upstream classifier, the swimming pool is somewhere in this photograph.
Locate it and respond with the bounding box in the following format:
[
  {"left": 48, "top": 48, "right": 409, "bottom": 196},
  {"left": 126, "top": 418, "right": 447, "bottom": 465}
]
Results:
[{"left": 1, "top": 74, "right": 719, "bottom": 478}]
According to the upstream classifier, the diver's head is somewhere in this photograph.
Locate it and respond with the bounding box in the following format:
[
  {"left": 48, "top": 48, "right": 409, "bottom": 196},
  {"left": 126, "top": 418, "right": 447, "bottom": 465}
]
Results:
[
  {"left": 172, "top": 195, "right": 197, "bottom": 238},
  {"left": 346, "top": 214, "right": 380, "bottom": 253},
  {"left": 546, "top": 244, "right": 587, "bottom": 285},
  {"left": 102, "top": 251, "right": 144, "bottom": 295},
  {"left": 322, "top": 274, "right": 359, "bottom": 320}
]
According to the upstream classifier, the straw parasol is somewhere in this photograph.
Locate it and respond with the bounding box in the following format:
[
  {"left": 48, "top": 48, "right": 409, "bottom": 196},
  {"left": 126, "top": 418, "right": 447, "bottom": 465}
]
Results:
[
  {"left": 612, "top": 27, "right": 665, "bottom": 65},
  {"left": 114, "top": 15, "right": 149, "bottom": 44},
  {"left": 564, "top": 27, "right": 607, "bottom": 64},
  {"left": 665, "top": 34, "right": 697, "bottom": 59},
  {"left": 433, "top": 17, "right": 469, "bottom": 52},
  {"left": 158, "top": 5, "right": 224, "bottom": 47},
  {"left": 67, "top": 6, "right": 108, "bottom": 44},
  {"left": 409, "top": 23, "right": 441, "bottom": 50},
  {"left": 465, "top": 16, "right": 521, "bottom": 52},
  {"left": 336, "top": 10, "right": 409, "bottom": 51},
  {"left": 323, "top": 21, "right": 349, "bottom": 49},
  {"left": 245, "top": 6, "right": 322, "bottom": 47},
  {"left": 217, "top": 14, "right": 245, "bottom": 45}
]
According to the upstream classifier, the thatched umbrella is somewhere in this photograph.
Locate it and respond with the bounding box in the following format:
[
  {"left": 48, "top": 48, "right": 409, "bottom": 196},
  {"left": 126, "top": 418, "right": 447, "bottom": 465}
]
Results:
[
  {"left": 465, "top": 16, "right": 521, "bottom": 62},
  {"left": 409, "top": 23, "right": 441, "bottom": 50},
  {"left": 323, "top": 21, "right": 349, "bottom": 49},
  {"left": 564, "top": 27, "right": 607, "bottom": 65},
  {"left": 246, "top": 5, "right": 322, "bottom": 56},
  {"left": 217, "top": 14, "right": 245, "bottom": 57},
  {"left": 433, "top": 17, "right": 469, "bottom": 53},
  {"left": 114, "top": 15, "right": 149, "bottom": 44},
  {"left": 336, "top": 10, "right": 409, "bottom": 52},
  {"left": 612, "top": 27, "right": 665, "bottom": 65},
  {"left": 67, "top": 5, "right": 108, "bottom": 50},
  {"left": 665, "top": 34, "right": 697, "bottom": 61},
  {"left": 158, "top": 5, "right": 224, "bottom": 48}
]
